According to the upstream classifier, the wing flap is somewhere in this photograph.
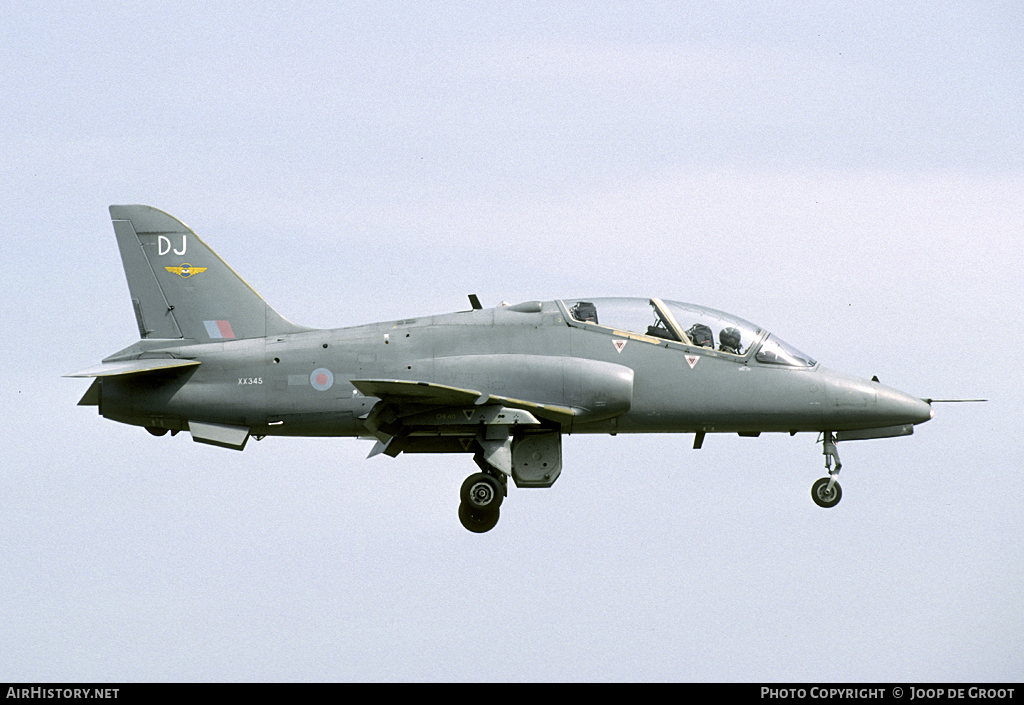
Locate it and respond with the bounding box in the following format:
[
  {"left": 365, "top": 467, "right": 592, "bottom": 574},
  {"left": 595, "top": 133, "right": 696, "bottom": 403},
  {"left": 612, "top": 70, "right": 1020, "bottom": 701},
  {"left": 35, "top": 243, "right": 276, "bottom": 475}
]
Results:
[{"left": 484, "top": 394, "right": 576, "bottom": 424}]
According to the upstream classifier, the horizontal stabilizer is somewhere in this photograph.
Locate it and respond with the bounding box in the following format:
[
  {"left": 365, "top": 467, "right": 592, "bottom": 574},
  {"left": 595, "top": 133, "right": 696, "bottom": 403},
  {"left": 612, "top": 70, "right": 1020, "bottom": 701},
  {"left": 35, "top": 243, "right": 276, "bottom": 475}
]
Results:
[{"left": 65, "top": 358, "right": 201, "bottom": 378}]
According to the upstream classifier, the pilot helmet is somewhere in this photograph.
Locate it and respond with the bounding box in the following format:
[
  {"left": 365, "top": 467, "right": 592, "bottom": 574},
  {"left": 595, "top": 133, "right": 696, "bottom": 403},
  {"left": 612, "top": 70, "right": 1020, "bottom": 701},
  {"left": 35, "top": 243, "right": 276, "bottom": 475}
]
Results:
[{"left": 720, "top": 327, "right": 741, "bottom": 350}]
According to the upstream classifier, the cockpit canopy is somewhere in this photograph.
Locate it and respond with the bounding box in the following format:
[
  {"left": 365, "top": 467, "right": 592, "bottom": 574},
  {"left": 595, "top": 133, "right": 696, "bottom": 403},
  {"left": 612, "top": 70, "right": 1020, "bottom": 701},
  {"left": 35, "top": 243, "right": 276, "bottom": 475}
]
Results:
[{"left": 560, "top": 297, "right": 816, "bottom": 367}]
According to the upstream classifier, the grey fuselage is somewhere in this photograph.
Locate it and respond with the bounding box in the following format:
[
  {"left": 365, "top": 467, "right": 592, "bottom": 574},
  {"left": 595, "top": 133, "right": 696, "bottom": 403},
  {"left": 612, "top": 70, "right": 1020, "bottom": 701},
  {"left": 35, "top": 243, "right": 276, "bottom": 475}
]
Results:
[{"left": 95, "top": 299, "right": 932, "bottom": 440}]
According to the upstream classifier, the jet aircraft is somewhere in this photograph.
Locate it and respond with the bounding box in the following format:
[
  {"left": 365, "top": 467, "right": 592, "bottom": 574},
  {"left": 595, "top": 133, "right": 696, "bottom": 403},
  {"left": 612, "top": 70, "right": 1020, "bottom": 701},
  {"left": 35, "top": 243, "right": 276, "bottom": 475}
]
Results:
[{"left": 69, "top": 205, "right": 937, "bottom": 532}]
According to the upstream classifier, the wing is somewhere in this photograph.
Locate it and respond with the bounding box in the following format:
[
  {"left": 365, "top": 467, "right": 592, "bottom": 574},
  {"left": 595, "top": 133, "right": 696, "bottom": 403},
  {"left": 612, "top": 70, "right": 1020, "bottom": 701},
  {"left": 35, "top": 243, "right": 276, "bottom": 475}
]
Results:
[
  {"left": 350, "top": 378, "right": 577, "bottom": 462},
  {"left": 350, "top": 379, "right": 577, "bottom": 424}
]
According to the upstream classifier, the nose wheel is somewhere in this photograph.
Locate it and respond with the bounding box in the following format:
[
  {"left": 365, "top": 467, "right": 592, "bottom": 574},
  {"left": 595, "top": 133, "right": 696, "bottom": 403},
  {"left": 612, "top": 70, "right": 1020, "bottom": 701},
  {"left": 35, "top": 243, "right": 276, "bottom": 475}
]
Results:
[
  {"left": 812, "top": 431, "right": 843, "bottom": 508},
  {"left": 811, "top": 476, "right": 842, "bottom": 508}
]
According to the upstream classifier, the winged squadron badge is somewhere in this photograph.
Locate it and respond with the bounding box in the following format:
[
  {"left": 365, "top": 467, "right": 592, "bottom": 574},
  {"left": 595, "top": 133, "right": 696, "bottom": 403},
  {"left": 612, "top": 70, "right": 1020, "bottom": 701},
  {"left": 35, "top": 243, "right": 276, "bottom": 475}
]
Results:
[{"left": 165, "top": 263, "right": 207, "bottom": 278}]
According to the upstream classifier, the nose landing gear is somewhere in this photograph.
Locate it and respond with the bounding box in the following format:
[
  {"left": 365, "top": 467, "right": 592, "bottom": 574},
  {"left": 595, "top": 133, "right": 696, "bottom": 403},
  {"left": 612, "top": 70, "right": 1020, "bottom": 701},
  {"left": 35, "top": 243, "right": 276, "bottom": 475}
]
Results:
[
  {"left": 812, "top": 431, "right": 843, "bottom": 508},
  {"left": 811, "top": 476, "right": 842, "bottom": 508}
]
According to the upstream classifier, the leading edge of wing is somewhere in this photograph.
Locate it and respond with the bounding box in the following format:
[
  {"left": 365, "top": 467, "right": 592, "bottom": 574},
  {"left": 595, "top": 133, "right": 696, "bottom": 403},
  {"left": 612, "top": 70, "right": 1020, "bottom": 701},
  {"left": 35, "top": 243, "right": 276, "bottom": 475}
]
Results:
[
  {"left": 350, "top": 378, "right": 577, "bottom": 424},
  {"left": 64, "top": 358, "right": 201, "bottom": 378}
]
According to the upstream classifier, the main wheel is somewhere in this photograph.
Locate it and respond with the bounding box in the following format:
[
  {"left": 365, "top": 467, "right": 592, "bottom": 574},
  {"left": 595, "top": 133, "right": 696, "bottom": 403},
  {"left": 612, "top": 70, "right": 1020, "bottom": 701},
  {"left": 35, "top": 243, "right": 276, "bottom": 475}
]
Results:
[
  {"left": 460, "top": 472, "right": 503, "bottom": 513},
  {"left": 811, "top": 477, "right": 842, "bottom": 508},
  {"left": 459, "top": 503, "right": 500, "bottom": 533}
]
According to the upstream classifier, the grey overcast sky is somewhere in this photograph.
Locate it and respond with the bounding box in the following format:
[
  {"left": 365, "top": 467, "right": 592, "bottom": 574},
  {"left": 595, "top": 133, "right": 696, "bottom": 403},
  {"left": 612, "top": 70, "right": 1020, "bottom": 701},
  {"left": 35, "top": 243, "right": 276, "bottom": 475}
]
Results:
[{"left": 2, "top": 1, "right": 1022, "bottom": 681}]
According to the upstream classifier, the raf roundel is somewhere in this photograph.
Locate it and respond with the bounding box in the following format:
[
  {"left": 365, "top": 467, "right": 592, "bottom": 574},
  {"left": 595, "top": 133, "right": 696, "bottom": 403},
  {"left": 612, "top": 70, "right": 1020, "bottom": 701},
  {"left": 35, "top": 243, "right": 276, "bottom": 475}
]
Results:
[{"left": 310, "top": 367, "right": 334, "bottom": 392}]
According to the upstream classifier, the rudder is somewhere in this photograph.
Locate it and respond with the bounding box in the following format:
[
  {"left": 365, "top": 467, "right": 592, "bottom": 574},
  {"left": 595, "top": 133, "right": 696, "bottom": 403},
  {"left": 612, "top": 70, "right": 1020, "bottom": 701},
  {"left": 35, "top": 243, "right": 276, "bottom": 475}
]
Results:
[{"left": 110, "top": 205, "right": 311, "bottom": 341}]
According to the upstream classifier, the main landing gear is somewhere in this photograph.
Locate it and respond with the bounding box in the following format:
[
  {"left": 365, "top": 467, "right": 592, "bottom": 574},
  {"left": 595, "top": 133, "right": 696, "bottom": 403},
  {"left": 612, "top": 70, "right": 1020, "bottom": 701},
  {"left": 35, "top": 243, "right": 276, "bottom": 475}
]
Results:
[
  {"left": 811, "top": 431, "right": 843, "bottom": 508},
  {"left": 458, "top": 472, "right": 505, "bottom": 533}
]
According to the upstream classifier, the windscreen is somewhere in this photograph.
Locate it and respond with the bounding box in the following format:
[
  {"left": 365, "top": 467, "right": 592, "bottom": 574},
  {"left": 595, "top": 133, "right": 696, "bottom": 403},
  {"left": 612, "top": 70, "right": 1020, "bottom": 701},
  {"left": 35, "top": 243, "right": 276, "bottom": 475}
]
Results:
[{"left": 754, "top": 334, "right": 817, "bottom": 367}]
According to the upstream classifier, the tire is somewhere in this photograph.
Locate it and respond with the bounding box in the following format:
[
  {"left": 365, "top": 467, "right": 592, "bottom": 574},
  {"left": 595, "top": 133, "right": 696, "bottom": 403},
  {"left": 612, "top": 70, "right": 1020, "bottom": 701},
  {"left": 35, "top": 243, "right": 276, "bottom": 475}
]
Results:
[
  {"left": 811, "top": 477, "right": 842, "bottom": 508},
  {"left": 460, "top": 472, "right": 503, "bottom": 513},
  {"left": 459, "top": 503, "right": 500, "bottom": 533}
]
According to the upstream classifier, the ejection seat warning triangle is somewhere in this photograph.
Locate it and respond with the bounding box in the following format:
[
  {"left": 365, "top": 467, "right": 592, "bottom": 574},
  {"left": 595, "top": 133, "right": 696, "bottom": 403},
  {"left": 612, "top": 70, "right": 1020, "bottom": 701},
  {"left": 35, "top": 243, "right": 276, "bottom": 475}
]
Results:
[
  {"left": 612, "top": 339, "right": 627, "bottom": 353},
  {"left": 686, "top": 355, "right": 699, "bottom": 369}
]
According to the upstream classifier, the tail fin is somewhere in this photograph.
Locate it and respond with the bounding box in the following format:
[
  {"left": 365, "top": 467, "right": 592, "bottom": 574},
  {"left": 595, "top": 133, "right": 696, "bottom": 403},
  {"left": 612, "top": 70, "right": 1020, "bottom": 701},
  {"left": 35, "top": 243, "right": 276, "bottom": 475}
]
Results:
[{"left": 110, "top": 205, "right": 312, "bottom": 341}]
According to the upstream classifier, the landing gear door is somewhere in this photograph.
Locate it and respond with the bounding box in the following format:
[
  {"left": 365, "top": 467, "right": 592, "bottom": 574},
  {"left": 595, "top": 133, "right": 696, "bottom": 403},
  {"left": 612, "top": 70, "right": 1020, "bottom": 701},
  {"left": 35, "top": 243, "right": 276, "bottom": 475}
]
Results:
[{"left": 511, "top": 431, "right": 562, "bottom": 488}]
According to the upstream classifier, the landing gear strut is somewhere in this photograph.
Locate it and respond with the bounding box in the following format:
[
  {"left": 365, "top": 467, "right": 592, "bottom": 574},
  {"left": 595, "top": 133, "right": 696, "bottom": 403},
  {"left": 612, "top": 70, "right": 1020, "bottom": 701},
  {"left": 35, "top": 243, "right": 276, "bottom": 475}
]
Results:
[
  {"left": 812, "top": 431, "right": 843, "bottom": 508},
  {"left": 458, "top": 471, "right": 505, "bottom": 533}
]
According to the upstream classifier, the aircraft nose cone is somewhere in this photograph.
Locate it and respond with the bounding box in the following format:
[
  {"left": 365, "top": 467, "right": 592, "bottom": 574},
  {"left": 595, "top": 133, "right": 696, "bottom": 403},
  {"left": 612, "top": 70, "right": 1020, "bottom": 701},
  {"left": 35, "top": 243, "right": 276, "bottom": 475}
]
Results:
[
  {"left": 821, "top": 368, "right": 933, "bottom": 429},
  {"left": 875, "top": 385, "right": 933, "bottom": 426}
]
